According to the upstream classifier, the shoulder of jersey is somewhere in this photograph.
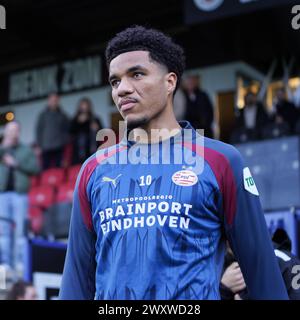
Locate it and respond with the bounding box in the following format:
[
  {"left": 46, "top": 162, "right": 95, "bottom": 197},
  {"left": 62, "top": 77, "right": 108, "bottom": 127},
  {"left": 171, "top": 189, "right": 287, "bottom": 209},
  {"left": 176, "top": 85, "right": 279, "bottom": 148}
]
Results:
[{"left": 203, "top": 136, "right": 241, "bottom": 162}]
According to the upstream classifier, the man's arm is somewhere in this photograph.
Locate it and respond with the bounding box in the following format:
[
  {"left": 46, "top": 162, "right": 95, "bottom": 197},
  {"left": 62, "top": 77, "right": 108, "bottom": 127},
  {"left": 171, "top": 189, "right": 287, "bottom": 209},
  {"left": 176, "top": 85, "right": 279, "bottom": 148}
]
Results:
[
  {"left": 59, "top": 161, "right": 97, "bottom": 300},
  {"left": 221, "top": 147, "right": 288, "bottom": 299}
]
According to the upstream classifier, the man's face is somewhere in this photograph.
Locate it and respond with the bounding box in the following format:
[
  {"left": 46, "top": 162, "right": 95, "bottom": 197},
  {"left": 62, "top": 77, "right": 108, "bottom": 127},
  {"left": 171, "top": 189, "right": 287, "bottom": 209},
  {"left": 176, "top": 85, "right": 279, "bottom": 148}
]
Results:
[
  {"left": 245, "top": 93, "right": 256, "bottom": 106},
  {"left": 276, "top": 89, "right": 286, "bottom": 102},
  {"left": 48, "top": 94, "right": 59, "bottom": 110},
  {"left": 79, "top": 101, "right": 90, "bottom": 113},
  {"left": 4, "top": 122, "right": 20, "bottom": 141},
  {"left": 109, "top": 51, "right": 174, "bottom": 129},
  {"left": 184, "top": 76, "right": 199, "bottom": 92}
]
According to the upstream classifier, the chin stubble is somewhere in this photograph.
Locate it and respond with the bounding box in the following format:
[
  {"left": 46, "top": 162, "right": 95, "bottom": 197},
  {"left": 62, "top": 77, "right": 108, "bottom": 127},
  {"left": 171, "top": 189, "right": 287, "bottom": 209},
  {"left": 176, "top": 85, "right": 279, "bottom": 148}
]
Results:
[{"left": 126, "top": 116, "right": 149, "bottom": 130}]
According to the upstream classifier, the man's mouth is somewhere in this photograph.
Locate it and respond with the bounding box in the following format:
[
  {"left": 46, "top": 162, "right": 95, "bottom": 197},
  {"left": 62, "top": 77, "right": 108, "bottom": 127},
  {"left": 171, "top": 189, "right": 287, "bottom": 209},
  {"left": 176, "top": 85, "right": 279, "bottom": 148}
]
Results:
[
  {"left": 120, "top": 102, "right": 136, "bottom": 112},
  {"left": 119, "top": 99, "right": 137, "bottom": 112}
]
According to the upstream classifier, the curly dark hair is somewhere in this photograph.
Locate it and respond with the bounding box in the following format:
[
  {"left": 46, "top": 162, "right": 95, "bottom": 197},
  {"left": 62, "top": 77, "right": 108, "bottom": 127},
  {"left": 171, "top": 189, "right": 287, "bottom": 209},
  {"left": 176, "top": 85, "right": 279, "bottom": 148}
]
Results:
[{"left": 105, "top": 25, "right": 185, "bottom": 93}]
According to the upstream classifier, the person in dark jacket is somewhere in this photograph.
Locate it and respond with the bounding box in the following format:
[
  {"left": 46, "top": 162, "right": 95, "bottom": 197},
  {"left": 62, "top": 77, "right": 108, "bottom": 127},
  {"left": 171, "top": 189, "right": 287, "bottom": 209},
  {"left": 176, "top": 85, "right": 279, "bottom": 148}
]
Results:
[
  {"left": 221, "top": 229, "right": 300, "bottom": 300},
  {"left": 234, "top": 91, "right": 270, "bottom": 141},
  {"left": 273, "top": 88, "right": 299, "bottom": 134},
  {"left": 272, "top": 228, "right": 300, "bottom": 300},
  {"left": 70, "top": 97, "right": 103, "bottom": 164},
  {"left": 36, "top": 93, "right": 69, "bottom": 169},
  {"left": 183, "top": 75, "right": 214, "bottom": 138}
]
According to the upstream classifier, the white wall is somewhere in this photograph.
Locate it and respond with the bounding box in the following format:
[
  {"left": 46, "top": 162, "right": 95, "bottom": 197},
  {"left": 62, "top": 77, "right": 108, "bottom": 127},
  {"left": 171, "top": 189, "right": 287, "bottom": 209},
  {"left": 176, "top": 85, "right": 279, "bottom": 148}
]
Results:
[
  {"left": 0, "top": 86, "right": 116, "bottom": 144},
  {"left": 0, "top": 61, "right": 265, "bottom": 144},
  {"left": 184, "top": 61, "right": 265, "bottom": 137},
  {"left": 185, "top": 61, "right": 265, "bottom": 106}
]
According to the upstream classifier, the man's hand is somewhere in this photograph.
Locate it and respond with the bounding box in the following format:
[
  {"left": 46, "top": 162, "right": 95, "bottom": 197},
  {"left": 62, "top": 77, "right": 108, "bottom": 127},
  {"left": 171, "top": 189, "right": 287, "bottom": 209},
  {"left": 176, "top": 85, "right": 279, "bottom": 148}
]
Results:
[
  {"left": 221, "top": 262, "right": 246, "bottom": 293},
  {"left": 2, "top": 153, "right": 18, "bottom": 168}
]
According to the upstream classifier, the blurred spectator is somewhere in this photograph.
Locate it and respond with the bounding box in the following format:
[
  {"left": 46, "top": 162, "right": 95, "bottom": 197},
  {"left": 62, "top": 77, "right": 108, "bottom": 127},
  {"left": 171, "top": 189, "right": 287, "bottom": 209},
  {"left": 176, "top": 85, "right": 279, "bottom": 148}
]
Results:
[
  {"left": 36, "top": 93, "right": 69, "bottom": 169},
  {"left": 173, "top": 86, "right": 186, "bottom": 121},
  {"left": 70, "top": 97, "right": 103, "bottom": 164},
  {"left": 0, "top": 121, "right": 40, "bottom": 270},
  {"left": 272, "top": 228, "right": 300, "bottom": 300},
  {"left": 220, "top": 229, "right": 300, "bottom": 300},
  {"left": 183, "top": 75, "right": 214, "bottom": 138},
  {"left": 234, "top": 91, "right": 270, "bottom": 141},
  {"left": 273, "top": 88, "right": 299, "bottom": 134},
  {"left": 6, "top": 280, "right": 38, "bottom": 300},
  {"left": 293, "top": 84, "right": 300, "bottom": 109}
]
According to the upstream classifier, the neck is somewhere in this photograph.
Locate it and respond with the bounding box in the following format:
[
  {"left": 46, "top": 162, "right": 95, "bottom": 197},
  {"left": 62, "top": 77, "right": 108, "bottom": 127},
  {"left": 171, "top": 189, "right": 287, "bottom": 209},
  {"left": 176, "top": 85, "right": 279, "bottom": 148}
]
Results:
[{"left": 131, "top": 103, "right": 181, "bottom": 144}]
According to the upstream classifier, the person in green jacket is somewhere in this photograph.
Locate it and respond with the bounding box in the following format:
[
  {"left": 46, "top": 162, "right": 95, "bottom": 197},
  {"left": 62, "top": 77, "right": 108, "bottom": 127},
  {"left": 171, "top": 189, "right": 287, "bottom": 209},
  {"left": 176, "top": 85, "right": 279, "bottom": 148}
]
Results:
[{"left": 0, "top": 121, "right": 40, "bottom": 272}]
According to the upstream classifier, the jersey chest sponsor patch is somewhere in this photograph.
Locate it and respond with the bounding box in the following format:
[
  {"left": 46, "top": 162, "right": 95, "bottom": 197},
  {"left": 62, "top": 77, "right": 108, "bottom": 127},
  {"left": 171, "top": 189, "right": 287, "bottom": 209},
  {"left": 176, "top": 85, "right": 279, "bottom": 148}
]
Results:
[
  {"left": 243, "top": 167, "right": 259, "bottom": 196},
  {"left": 172, "top": 170, "right": 198, "bottom": 187}
]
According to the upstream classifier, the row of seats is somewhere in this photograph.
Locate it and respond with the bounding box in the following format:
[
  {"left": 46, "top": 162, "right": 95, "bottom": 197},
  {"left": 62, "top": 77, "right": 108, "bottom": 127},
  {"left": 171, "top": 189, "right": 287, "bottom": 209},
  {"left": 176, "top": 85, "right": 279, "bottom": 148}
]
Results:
[
  {"left": 29, "top": 183, "right": 74, "bottom": 235},
  {"left": 28, "top": 165, "right": 81, "bottom": 237},
  {"left": 30, "top": 164, "right": 81, "bottom": 189},
  {"left": 29, "top": 183, "right": 74, "bottom": 209},
  {"left": 29, "top": 201, "right": 73, "bottom": 238},
  {"left": 230, "top": 122, "right": 294, "bottom": 144},
  {"left": 236, "top": 136, "right": 300, "bottom": 210}
]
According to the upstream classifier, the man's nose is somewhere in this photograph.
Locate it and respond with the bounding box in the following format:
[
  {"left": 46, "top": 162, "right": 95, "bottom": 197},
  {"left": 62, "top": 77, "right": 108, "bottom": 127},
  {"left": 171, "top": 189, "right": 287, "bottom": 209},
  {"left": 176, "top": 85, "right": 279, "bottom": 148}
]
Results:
[{"left": 117, "top": 78, "right": 134, "bottom": 96}]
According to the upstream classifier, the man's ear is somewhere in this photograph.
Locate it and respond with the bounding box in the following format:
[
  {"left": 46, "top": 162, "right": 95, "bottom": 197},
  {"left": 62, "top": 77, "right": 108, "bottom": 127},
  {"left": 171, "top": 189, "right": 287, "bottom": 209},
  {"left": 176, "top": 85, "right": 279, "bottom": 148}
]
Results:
[{"left": 166, "top": 72, "right": 177, "bottom": 95}]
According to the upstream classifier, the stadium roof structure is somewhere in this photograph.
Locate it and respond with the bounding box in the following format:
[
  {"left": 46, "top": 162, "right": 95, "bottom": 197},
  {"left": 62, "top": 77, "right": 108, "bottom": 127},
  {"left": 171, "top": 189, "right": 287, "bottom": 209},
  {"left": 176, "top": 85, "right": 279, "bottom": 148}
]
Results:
[{"left": 0, "top": 0, "right": 300, "bottom": 78}]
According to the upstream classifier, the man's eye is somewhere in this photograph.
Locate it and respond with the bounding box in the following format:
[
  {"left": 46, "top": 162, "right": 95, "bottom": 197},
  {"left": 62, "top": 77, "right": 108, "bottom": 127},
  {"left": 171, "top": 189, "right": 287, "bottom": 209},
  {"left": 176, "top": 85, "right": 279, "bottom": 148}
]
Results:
[
  {"left": 111, "top": 80, "right": 120, "bottom": 88},
  {"left": 133, "top": 72, "right": 144, "bottom": 79}
]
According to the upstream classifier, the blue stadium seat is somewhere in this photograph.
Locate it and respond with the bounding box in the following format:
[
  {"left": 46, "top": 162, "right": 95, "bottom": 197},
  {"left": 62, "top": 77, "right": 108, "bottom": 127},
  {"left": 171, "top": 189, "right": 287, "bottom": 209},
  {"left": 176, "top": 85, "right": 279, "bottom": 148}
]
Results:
[{"left": 236, "top": 136, "right": 300, "bottom": 210}]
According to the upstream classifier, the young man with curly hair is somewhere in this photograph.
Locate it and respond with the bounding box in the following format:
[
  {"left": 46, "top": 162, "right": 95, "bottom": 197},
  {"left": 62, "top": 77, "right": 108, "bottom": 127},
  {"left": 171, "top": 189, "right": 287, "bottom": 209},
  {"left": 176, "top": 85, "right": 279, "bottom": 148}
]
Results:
[{"left": 59, "top": 26, "right": 288, "bottom": 300}]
